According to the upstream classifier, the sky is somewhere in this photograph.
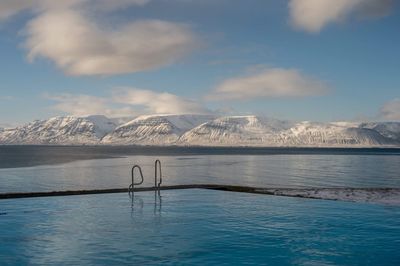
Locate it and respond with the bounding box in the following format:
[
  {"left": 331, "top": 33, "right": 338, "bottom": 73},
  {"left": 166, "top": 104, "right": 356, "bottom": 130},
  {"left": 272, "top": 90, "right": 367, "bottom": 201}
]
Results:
[{"left": 0, "top": 0, "right": 399, "bottom": 126}]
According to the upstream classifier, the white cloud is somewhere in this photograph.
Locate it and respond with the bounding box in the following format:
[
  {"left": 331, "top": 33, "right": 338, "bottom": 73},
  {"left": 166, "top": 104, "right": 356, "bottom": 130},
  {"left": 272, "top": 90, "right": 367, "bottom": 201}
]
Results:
[
  {"left": 289, "top": 0, "right": 393, "bottom": 33},
  {"left": 208, "top": 68, "right": 328, "bottom": 101},
  {"left": 45, "top": 88, "right": 209, "bottom": 117},
  {"left": 45, "top": 93, "right": 137, "bottom": 117},
  {"left": 89, "top": 0, "right": 151, "bottom": 11},
  {"left": 0, "top": 0, "right": 150, "bottom": 20},
  {"left": 1, "top": 0, "right": 197, "bottom": 76},
  {"left": 380, "top": 98, "right": 400, "bottom": 121},
  {"left": 113, "top": 88, "right": 211, "bottom": 114}
]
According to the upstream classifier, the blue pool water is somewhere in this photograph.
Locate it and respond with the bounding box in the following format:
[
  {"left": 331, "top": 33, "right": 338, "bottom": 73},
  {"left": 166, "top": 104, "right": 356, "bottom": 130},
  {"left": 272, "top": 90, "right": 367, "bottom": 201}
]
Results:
[{"left": 1, "top": 189, "right": 399, "bottom": 265}]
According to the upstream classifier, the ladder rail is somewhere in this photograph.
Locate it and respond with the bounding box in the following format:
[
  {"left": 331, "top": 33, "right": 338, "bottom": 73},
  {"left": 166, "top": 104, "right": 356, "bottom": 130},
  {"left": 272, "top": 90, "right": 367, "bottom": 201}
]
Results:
[
  {"left": 129, "top": 165, "right": 144, "bottom": 196},
  {"left": 155, "top": 159, "right": 162, "bottom": 189},
  {"left": 129, "top": 160, "right": 163, "bottom": 197}
]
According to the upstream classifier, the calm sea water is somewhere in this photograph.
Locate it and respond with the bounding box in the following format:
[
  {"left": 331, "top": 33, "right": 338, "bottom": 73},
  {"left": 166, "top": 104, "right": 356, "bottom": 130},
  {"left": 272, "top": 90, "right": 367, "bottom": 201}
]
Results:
[{"left": 0, "top": 146, "right": 399, "bottom": 193}]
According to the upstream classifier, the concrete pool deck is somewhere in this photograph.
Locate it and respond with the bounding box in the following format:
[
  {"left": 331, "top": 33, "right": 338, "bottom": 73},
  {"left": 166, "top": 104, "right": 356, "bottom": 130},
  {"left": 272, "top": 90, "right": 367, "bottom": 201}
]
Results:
[{"left": 1, "top": 184, "right": 399, "bottom": 205}]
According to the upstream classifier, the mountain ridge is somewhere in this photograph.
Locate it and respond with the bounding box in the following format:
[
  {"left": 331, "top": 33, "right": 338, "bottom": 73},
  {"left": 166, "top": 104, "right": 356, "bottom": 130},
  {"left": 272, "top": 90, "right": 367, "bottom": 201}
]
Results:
[{"left": 1, "top": 114, "right": 399, "bottom": 147}]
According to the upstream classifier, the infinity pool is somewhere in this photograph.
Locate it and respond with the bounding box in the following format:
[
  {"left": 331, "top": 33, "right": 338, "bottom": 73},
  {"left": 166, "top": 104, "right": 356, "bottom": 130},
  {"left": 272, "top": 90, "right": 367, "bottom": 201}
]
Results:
[{"left": 0, "top": 189, "right": 399, "bottom": 265}]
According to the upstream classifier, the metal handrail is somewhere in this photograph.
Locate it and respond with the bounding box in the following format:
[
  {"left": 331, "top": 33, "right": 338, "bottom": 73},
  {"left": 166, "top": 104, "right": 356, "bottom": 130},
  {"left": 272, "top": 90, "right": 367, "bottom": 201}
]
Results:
[
  {"left": 128, "top": 165, "right": 144, "bottom": 196},
  {"left": 155, "top": 159, "right": 162, "bottom": 189}
]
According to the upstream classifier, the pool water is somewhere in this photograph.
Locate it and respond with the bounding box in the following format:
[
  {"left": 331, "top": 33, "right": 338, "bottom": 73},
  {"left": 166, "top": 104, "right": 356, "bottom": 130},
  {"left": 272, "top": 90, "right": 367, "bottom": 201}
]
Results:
[{"left": 0, "top": 189, "right": 399, "bottom": 265}]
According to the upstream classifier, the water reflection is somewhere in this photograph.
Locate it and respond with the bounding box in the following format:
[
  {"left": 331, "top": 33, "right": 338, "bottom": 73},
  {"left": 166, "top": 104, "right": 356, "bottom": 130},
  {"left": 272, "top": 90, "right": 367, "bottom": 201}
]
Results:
[
  {"left": 130, "top": 190, "right": 162, "bottom": 217},
  {"left": 130, "top": 195, "right": 144, "bottom": 216},
  {"left": 154, "top": 190, "right": 162, "bottom": 215}
]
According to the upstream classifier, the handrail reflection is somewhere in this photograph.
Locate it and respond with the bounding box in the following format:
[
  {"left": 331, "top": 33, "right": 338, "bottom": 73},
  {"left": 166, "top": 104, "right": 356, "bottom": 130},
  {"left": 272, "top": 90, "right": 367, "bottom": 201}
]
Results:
[{"left": 154, "top": 190, "right": 162, "bottom": 214}]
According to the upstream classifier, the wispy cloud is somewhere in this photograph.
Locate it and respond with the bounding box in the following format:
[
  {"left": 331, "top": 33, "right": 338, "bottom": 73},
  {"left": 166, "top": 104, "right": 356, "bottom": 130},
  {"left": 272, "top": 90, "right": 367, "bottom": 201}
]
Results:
[
  {"left": 380, "top": 98, "right": 400, "bottom": 121},
  {"left": 207, "top": 68, "right": 328, "bottom": 101},
  {"left": 0, "top": 0, "right": 150, "bottom": 21},
  {"left": 45, "top": 88, "right": 210, "bottom": 117},
  {"left": 0, "top": 0, "right": 35, "bottom": 21},
  {"left": 289, "top": 0, "right": 393, "bottom": 33},
  {"left": 113, "top": 88, "right": 211, "bottom": 115},
  {"left": 44, "top": 93, "right": 137, "bottom": 117},
  {"left": 1, "top": 0, "right": 197, "bottom": 76}
]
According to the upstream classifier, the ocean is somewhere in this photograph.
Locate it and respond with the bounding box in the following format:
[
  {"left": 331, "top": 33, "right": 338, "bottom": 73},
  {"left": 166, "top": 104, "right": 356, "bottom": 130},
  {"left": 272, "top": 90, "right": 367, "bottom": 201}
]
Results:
[{"left": 1, "top": 146, "right": 399, "bottom": 193}]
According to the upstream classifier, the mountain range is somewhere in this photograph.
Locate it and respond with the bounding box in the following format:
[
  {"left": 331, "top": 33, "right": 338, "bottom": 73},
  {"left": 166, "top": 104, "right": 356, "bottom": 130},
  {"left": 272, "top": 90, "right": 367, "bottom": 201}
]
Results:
[{"left": 0, "top": 114, "right": 399, "bottom": 147}]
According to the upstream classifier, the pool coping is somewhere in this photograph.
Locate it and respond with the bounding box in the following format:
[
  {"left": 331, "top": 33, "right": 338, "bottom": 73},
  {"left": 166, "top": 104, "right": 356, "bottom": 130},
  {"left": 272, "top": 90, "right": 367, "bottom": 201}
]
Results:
[
  {"left": 1, "top": 185, "right": 399, "bottom": 205},
  {"left": 0, "top": 184, "right": 253, "bottom": 199}
]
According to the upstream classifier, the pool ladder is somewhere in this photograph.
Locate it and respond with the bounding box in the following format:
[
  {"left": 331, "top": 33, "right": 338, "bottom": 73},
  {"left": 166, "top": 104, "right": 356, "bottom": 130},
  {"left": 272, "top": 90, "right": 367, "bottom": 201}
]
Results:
[
  {"left": 128, "top": 160, "right": 163, "bottom": 197},
  {"left": 155, "top": 159, "right": 162, "bottom": 189},
  {"left": 128, "top": 165, "right": 144, "bottom": 197}
]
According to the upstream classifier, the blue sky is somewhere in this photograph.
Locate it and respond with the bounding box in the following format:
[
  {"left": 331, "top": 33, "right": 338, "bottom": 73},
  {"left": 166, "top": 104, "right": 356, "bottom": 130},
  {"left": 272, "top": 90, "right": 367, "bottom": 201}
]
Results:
[{"left": 0, "top": 0, "right": 399, "bottom": 126}]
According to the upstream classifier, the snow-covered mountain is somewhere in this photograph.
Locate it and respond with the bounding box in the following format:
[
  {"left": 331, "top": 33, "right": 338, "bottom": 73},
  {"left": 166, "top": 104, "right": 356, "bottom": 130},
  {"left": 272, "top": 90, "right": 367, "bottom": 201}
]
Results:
[
  {"left": 180, "top": 117, "right": 397, "bottom": 146},
  {"left": 358, "top": 122, "right": 400, "bottom": 142},
  {"left": 276, "top": 121, "right": 394, "bottom": 146},
  {"left": 0, "top": 115, "right": 118, "bottom": 144},
  {"left": 179, "top": 116, "right": 293, "bottom": 145},
  {"left": 102, "top": 114, "right": 215, "bottom": 145},
  {"left": 0, "top": 114, "right": 399, "bottom": 146}
]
